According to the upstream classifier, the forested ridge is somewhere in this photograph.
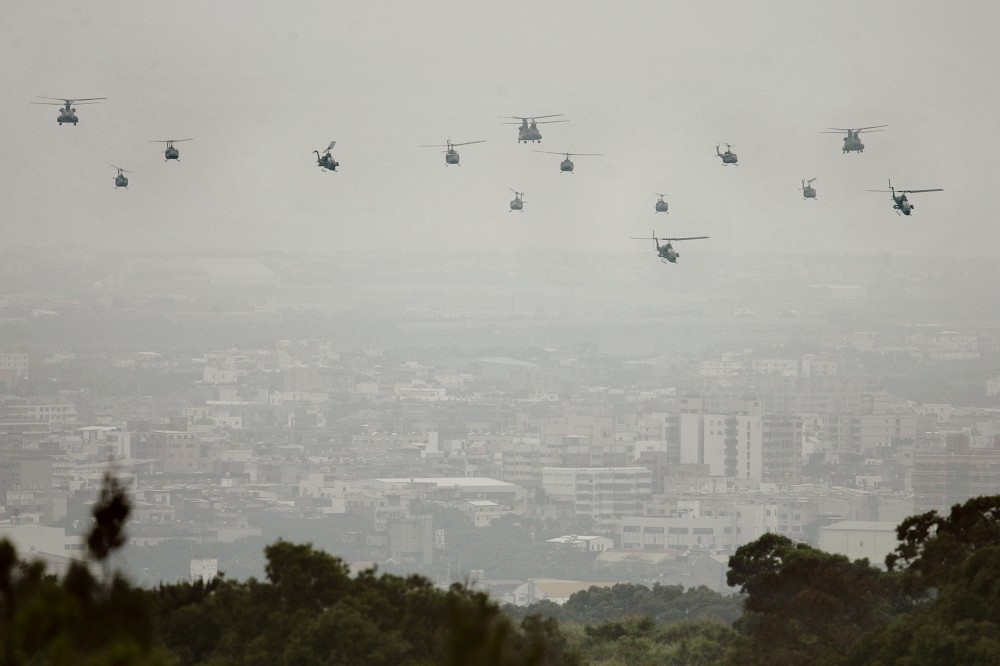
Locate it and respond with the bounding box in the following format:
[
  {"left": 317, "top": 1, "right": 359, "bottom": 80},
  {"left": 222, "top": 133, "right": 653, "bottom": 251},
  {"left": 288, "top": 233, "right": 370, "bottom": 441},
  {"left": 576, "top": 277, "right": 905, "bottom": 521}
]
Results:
[{"left": 3, "top": 475, "right": 1000, "bottom": 665}]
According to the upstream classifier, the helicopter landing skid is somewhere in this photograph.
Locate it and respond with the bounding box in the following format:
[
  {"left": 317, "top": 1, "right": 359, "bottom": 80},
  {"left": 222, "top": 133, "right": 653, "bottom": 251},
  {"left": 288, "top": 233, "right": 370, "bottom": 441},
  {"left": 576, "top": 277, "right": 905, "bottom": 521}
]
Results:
[{"left": 660, "top": 258, "right": 675, "bottom": 265}]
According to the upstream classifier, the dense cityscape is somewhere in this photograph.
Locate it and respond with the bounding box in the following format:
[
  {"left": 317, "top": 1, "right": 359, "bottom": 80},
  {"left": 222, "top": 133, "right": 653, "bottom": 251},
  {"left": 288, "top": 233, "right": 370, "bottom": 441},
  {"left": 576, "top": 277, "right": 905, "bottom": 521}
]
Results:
[{"left": 1, "top": 246, "right": 997, "bottom": 604}]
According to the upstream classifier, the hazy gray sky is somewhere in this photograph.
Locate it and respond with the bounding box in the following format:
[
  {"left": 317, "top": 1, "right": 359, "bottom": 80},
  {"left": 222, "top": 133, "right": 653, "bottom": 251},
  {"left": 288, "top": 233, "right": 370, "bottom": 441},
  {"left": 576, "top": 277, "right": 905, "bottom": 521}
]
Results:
[{"left": 3, "top": 1, "right": 998, "bottom": 257}]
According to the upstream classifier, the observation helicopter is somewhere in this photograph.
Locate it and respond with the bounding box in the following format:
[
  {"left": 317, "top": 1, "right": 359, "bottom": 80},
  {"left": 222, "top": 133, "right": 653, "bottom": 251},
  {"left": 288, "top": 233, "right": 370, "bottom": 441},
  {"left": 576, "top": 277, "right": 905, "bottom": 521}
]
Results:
[
  {"left": 532, "top": 150, "right": 602, "bottom": 173},
  {"left": 151, "top": 138, "right": 193, "bottom": 161},
  {"left": 631, "top": 232, "right": 709, "bottom": 264},
  {"left": 32, "top": 97, "right": 105, "bottom": 125},
  {"left": 716, "top": 144, "right": 738, "bottom": 165},
  {"left": 500, "top": 114, "right": 567, "bottom": 143},
  {"left": 866, "top": 180, "right": 942, "bottom": 216},
  {"left": 111, "top": 165, "right": 132, "bottom": 189},
  {"left": 314, "top": 141, "right": 339, "bottom": 171},
  {"left": 419, "top": 139, "right": 485, "bottom": 165},
  {"left": 800, "top": 178, "right": 817, "bottom": 199},
  {"left": 509, "top": 189, "right": 525, "bottom": 212},
  {"left": 655, "top": 194, "right": 669, "bottom": 213},
  {"left": 821, "top": 125, "right": 887, "bottom": 154}
]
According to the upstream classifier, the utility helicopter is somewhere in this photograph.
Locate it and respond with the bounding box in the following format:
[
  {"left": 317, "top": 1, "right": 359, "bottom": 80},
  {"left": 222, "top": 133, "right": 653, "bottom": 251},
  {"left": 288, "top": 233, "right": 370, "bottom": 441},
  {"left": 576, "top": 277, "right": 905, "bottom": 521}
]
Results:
[
  {"left": 532, "top": 150, "right": 602, "bottom": 173},
  {"left": 314, "top": 141, "right": 339, "bottom": 171},
  {"left": 33, "top": 97, "right": 105, "bottom": 125},
  {"left": 631, "top": 232, "right": 709, "bottom": 264},
  {"left": 716, "top": 144, "right": 738, "bottom": 165},
  {"left": 800, "top": 178, "right": 817, "bottom": 199},
  {"left": 151, "top": 138, "right": 193, "bottom": 161},
  {"left": 866, "top": 180, "right": 942, "bottom": 216},
  {"left": 500, "top": 115, "right": 567, "bottom": 143},
  {"left": 509, "top": 189, "right": 525, "bottom": 212},
  {"left": 111, "top": 165, "right": 132, "bottom": 189},
  {"left": 655, "top": 194, "right": 669, "bottom": 213},
  {"left": 419, "top": 139, "right": 485, "bottom": 165},
  {"left": 821, "top": 125, "right": 887, "bottom": 154}
]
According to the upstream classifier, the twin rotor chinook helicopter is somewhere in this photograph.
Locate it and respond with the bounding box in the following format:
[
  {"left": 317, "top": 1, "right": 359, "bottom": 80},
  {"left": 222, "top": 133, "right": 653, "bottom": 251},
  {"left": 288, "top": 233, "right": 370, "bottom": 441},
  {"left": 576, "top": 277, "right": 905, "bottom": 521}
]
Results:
[
  {"left": 821, "top": 125, "right": 887, "bottom": 154},
  {"left": 33, "top": 97, "right": 105, "bottom": 125},
  {"left": 501, "top": 114, "right": 567, "bottom": 143}
]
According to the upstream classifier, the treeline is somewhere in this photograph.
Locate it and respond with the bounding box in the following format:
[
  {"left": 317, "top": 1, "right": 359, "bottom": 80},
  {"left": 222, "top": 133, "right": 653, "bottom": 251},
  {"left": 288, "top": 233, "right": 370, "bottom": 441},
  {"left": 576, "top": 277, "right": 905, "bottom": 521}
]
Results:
[
  {"left": 4, "top": 473, "right": 1000, "bottom": 664},
  {"left": 505, "top": 582, "right": 743, "bottom": 626}
]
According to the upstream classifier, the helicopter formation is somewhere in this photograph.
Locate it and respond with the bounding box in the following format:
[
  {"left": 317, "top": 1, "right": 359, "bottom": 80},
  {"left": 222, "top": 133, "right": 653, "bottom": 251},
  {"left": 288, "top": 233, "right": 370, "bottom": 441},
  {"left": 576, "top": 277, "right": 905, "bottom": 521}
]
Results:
[{"left": 33, "top": 96, "right": 944, "bottom": 260}]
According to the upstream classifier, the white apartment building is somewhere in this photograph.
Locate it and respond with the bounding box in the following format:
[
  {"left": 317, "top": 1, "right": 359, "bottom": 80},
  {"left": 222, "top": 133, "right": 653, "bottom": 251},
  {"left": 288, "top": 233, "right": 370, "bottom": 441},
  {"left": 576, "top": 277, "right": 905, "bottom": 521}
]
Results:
[
  {"left": 0, "top": 353, "right": 29, "bottom": 377},
  {"left": 620, "top": 498, "right": 779, "bottom": 552},
  {"left": 679, "top": 413, "right": 763, "bottom": 481},
  {"left": 542, "top": 467, "right": 652, "bottom": 521}
]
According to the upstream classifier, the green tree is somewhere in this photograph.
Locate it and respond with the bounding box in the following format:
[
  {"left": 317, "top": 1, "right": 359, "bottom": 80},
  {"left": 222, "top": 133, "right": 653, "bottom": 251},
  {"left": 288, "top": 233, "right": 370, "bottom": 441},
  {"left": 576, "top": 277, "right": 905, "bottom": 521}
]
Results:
[{"left": 726, "top": 532, "right": 902, "bottom": 666}]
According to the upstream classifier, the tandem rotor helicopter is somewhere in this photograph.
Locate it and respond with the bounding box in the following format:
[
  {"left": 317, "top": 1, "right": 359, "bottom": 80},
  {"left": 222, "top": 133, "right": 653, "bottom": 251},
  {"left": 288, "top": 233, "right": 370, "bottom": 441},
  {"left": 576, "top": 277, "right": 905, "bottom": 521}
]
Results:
[
  {"left": 33, "top": 97, "right": 106, "bottom": 125},
  {"left": 314, "top": 141, "right": 339, "bottom": 171},
  {"left": 509, "top": 189, "right": 525, "bottom": 212},
  {"left": 716, "top": 144, "right": 738, "bottom": 165},
  {"left": 532, "top": 150, "right": 602, "bottom": 173},
  {"left": 800, "top": 178, "right": 817, "bottom": 199},
  {"left": 420, "top": 139, "right": 486, "bottom": 165},
  {"left": 151, "top": 138, "right": 193, "bottom": 161},
  {"left": 655, "top": 194, "right": 669, "bottom": 213},
  {"left": 111, "top": 165, "right": 132, "bottom": 189},
  {"left": 501, "top": 115, "right": 567, "bottom": 143},
  {"left": 631, "top": 232, "right": 709, "bottom": 264},
  {"left": 866, "top": 180, "right": 943, "bottom": 216},
  {"left": 821, "top": 125, "right": 887, "bottom": 154}
]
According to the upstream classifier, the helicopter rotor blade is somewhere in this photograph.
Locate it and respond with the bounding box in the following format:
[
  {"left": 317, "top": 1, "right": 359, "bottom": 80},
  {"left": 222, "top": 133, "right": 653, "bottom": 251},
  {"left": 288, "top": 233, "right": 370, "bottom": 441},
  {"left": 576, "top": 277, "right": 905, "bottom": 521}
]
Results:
[
  {"left": 900, "top": 188, "right": 943, "bottom": 194},
  {"left": 450, "top": 140, "right": 486, "bottom": 147},
  {"left": 663, "top": 236, "right": 710, "bottom": 242},
  {"left": 856, "top": 125, "right": 889, "bottom": 131}
]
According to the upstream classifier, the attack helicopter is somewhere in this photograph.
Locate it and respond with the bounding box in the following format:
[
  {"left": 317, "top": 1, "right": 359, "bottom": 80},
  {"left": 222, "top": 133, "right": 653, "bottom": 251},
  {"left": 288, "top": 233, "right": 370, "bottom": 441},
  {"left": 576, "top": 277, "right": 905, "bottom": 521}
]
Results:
[
  {"left": 32, "top": 97, "right": 106, "bottom": 125},
  {"left": 532, "top": 150, "right": 602, "bottom": 173},
  {"left": 655, "top": 194, "right": 669, "bottom": 213},
  {"left": 631, "top": 232, "right": 709, "bottom": 264},
  {"left": 821, "top": 125, "right": 887, "bottom": 154},
  {"left": 866, "top": 180, "right": 943, "bottom": 216},
  {"left": 716, "top": 144, "right": 738, "bottom": 165},
  {"left": 509, "top": 189, "right": 525, "bottom": 212},
  {"left": 314, "top": 141, "right": 339, "bottom": 171},
  {"left": 151, "top": 138, "right": 193, "bottom": 161},
  {"left": 419, "top": 139, "right": 485, "bottom": 165},
  {"left": 500, "top": 115, "right": 568, "bottom": 143},
  {"left": 111, "top": 165, "right": 132, "bottom": 189},
  {"left": 800, "top": 178, "right": 817, "bottom": 199}
]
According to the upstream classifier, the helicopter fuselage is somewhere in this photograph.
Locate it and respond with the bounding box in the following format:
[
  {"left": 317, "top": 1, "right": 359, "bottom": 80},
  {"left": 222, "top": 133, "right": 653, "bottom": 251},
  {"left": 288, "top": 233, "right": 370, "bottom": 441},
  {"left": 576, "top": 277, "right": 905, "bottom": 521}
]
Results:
[
  {"left": 843, "top": 135, "right": 864, "bottom": 153},
  {"left": 658, "top": 247, "right": 679, "bottom": 263},
  {"left": 57, "top": 108, "right": 78, "bottom": 125},
  {"left": 803, "top": 188, "right": 816, "bottom": 199},
  {"left": 655, "top": 201, "right": 669, "bottom": 213},
  {"left": 165, "top": 147, "right": 180, "bottom": 160},
  {"left": 518, "top": 122, "right": 543, "bottom": 143},
  {"left": 313, "top": 151, "right": 338, "bottom": 171},
  {"left": 115, "top": 176, "right": 128, "bottom": 188},
  {"left": 894, "top": 196, "right": 913, "bottom": 215},
  {"left": 560, "top": 159, "right": 574, "bottom": 172},
  {"left": 510, "top": 199, "right": 523, "bottom": 211},
  {"left": 445, "top": 150, "right": 460, "bottom": 165}
]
